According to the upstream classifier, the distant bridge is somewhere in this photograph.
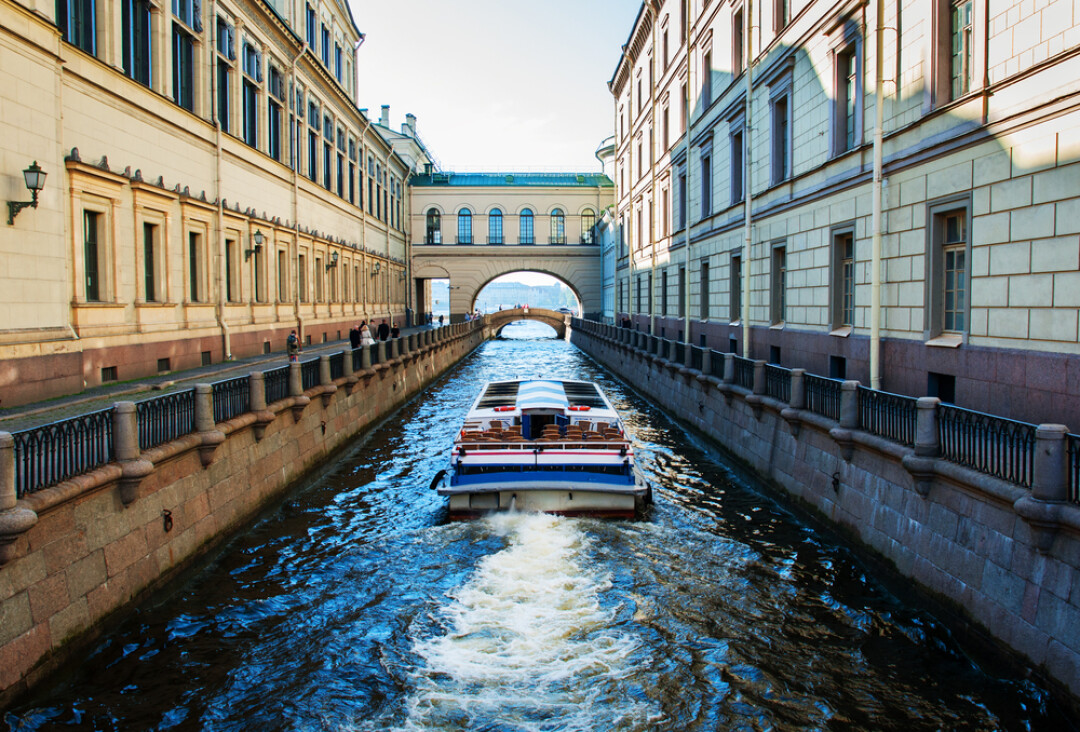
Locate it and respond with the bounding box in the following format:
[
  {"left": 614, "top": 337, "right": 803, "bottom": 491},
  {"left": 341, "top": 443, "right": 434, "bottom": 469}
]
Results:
[{"left": 484, "top": 307, "right": 570, "bottom": 338}]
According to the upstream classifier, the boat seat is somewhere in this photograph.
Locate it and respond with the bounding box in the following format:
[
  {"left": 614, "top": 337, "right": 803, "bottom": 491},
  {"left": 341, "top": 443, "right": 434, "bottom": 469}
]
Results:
[{"left": 594, "top": 422, "right": 610, "bottom": 432}]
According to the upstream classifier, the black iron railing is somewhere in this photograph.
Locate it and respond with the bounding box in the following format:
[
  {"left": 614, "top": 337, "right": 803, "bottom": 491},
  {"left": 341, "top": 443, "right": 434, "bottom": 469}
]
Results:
[
  {"left": 804, "top": 374, "right": 843, "bottom": 421},
  {"left": 765, "top": 364, "right": 792, "bottom": 403},
  {"left": 658, "top": 339, "right": 670, "bottom": 360},
  {"left": 858, "top": 386, "right": 918, "bottom": 447},
  {"left": 12, "top": 409, "right": 115, "bottom": 498},
  {"left": 351, "top": 347, "right": 363, "bottom": 371},
  {"left": 329, "top": 352, "right": 345, "bottom": 380},
  {"left": 1068, "top": 433, "right": 1080, "bottom": 505},
  {"left": 369, "top": 342, "right": 381, "bottom": 364},
  {"left": 673, "top": 342, "right": 685, "bottom": 364},
  {"left": 136, "top": 389, "right": 196, "bottom": 450},
  {"left": 733, "top": 356, "right": 755, "bottom": 390},
  {"left": 264, "top": 366, "right": 289, "bottom": 404},
  {"left": 301, "top": 359, "right": 320, "bottom": 390},
  {"left": 212, "top": 376, "right": 250, "bottom": 424},
  {"left": 710, "top": 350, "right": 726, "bottom": 379},
  {"left": 691, "top": 346, "right": 704, "bottom": 371},
  {"left": 938, "top": 404, "right": 1036, "bottom": 487}
]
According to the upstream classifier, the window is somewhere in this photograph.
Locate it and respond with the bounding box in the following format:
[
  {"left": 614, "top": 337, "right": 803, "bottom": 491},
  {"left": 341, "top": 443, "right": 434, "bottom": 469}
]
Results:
[
  {"left": 636, "top": 205, "right": 643, "bottom": 250},
  {"left": 700, "top": 260, "right": 710, "bottom": 320},
  {"left": 581, "top": 209, "right": 595, "bottom": 244},
  {"left": 173, "top": 25, "right": 195, "bottom": 112},
  {"left": 335, "top": 43, "right": 343, "bottom": 82},
  {"left": 314, "top": 257, "right": 323, "bottom": 301},
  {"left": 678, "top": 266, "right": 686, "bottom": 318},
  {"left": 771, "top": 94, "right": 790, "bottom": 183},
  {"left": 729, "top": 253, "right": 742, "bottom": 322},
  {"left": 305, "top": 4, "right": 316, "bottom": 46},
  {"left": 774, "top": 0, "right": 790, "bottom": 33},
  {"left": 144, "top": 223, "right": 161, "bottom": 302},
  {"left": 662, "top": 269, "right": 669, "bottom": 315},
  {"left": 663, "top": 28, "right": 669, "bottom": 69},
  {"left": 831, "top": 230, "right": 855, "bottom": 329},
  {"left": 637, "top": 77, "right": 643, "bottom": 113},
  {"left": 927, "top": 201, "right": 970, "bottom": 337},
  {"left": 771, "top": 243, "right": 787, "bottom": 324},
  {"left": 425, "top": 209, "right": 441, "bottom": 244},
  {"left": 700, "top": 146, "right": 712, "bottom": 218},
  {"left": 950, "top": 1, "right": 973, "bottom": 99},
  {"left": 336, "top": 129, "right": 345, "bottom": 198},
  {"left": 242, "top": 42, "right": 261, "bottom": 148},
  {"left": 835, "top": 44, "right": 861, "bottom": 154},
  {"left": 122, "top": 0, "right": 152, "bottom": 86},
  {"left": 216, "top": 18, "right": 233, "bottom": 133},
  {"left": 348, "top": 139, "right": 357, "bottom": 204},
  {"left": 648, "top": 272, "right": 654, "bottom": 313},
  {"left": 520, "top": 209, "right": 534, "bottom": 244},
  {"left": 275, "top": 251, "right": 287, "bottom": 302},
  {"left": 83, "top": 210, "right": 102, "bottom": 301},
  {"left": 321, "top": 24, "right": 330, "bottom": 67},
  {"left": 457, "top": 209, "right": 472, "bottom": 244},
  {"left": 58, "top": 0, "right": 96, "bottom": 55},
  {"left": 733, "top": 7, "right": 744, "bottom": 76},
  {"left": 636, "top": 274, "right": 644, "bottom": 313},
  {"left": 619, "top": 215, "right": 627, "bottom": 257},
  {"left": 680, "top": 83, "right": 688, "bottom": 133},
  {"left": 701, "top": 49, "right": 713, "bottom": 107},
  {"left": 662, "top": 106, "right": 670, "bottom": 153},
  {"left": 677, "top": 165, "right": 687, "bottom": 230},
  {"left": 323, "top": 116, "right": 332, "bottom": 190},
  {"left": 308, "top": 101, "right": 319, "bottom": 181},
  {"left": 550, "top": 209, "right": 565, "bottom": 244},
  {"left": 268, "top": 66, "right": 284, "bottom": 161},
  {"left": 187, "top": 231, "right": 205, "bottom": 302},
  {"left": 298, "top": 253, "right": 307, "bottom": 301},
  {"left": 489, "top": 209, "right": 503, "bottom": 244},
  {"left": 730, "top": 125, "right": 744, "bottom": 203}
]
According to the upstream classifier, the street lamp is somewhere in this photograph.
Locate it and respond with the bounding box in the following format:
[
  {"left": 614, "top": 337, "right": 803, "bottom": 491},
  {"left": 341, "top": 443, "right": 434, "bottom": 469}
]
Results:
[
  {"left": 245, "top": 229, "right": 264, "bottom": 261},
  {"left": 325, "top": 251, "right": 339, "bottom": 271},
  {"left": 7, "top": 161, "right": 47, "bottom": 225}
]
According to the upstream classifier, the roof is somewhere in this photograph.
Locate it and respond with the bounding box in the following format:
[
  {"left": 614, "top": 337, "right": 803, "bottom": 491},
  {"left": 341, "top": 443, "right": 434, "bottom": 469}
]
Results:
[{"left": 409, "top": 172, "right": 614, "bottom": 188}]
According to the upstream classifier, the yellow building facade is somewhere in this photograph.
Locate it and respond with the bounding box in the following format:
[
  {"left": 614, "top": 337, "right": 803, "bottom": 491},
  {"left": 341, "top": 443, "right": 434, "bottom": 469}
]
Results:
[{"left": 0, "top": 0, "right": 409, "bottom": 406}]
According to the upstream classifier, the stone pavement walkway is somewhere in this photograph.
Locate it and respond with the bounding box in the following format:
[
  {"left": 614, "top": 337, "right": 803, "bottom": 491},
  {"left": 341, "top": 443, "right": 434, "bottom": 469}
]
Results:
[{"left": 0, "top": 324, "right": 442, "bottom": 434}]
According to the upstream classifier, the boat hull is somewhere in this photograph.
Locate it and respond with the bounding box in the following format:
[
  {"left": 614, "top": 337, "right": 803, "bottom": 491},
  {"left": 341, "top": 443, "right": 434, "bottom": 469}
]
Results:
[{"left": 445, "top": 487, "right": 644, "bottom": 519}]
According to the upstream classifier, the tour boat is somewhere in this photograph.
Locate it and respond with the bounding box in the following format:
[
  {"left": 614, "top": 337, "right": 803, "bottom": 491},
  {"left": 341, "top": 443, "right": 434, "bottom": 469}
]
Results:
[{"left": 432, "top": 379, "right": 650, "bottom": 518}]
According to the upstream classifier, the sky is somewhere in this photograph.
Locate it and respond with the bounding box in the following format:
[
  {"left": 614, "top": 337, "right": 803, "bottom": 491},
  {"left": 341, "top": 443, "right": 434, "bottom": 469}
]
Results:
[{"left": 349, "top": 0, "right": 642, "bottom": 173}]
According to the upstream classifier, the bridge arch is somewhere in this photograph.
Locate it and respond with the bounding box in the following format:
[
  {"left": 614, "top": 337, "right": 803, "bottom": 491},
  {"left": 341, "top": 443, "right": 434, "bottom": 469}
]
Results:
[{"left": 485, "top": 307, "right": 570, "bottom": 339}]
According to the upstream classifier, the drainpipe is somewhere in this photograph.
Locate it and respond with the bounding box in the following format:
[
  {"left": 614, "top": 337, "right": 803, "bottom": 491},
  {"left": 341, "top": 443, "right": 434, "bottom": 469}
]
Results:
[
  {"left": 741, "top": 0, "right": 754, "bottom": 359},
  {"left": 870, "top": 0, "right": 885, "bottom": 389},
  {"left": 291, "top": 43, "right": 306, "bottom": 341},
  {"left": 684, "top": 0, "right": 693, "bottom": 344},
  {"left": 211, "top": 0, "right": 232, "bottom": 361},
  {"left": 648, "top": 2, "right": 658, "bottom": 337}
]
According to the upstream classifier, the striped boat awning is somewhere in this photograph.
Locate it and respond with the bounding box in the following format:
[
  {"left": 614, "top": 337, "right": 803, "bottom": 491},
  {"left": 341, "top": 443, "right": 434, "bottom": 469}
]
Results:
[{"left": 516, "top": 380, "right": 568, "bottom": 411}]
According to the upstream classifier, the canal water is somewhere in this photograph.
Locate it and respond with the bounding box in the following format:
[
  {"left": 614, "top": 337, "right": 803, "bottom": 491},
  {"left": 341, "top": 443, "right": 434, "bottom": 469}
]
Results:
[{"left": 5, "top": 322, "right": 1073, "bottom": 731}]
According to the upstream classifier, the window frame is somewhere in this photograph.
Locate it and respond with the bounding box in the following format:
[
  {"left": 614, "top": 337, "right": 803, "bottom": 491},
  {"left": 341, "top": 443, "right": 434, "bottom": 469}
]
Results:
[
  {"left": 924, "top": 194, "right": 972, "bottom": 341},
  {"left": 770, "top": 241, "right": 787, "bottom": 326},
  {"left": 829, "top": 223, "right": 857, "bottom": 332},
  {"left": 457, "top": 208, "right": 473, "bottom": 244},
  {"left": 831, "top": 35, "right": 864, "bottom": 157},
  {"left": 519, "top": 209, "right": 534, "bottom": 245},
  {"left": 550, "top": 209, "right": 565, "bottom": 244},
  {"left": 425, "top": 208, "right": 441, "bottom": 244},
  {"left": 488, "top": 208, "right": 503, "bottom": 244}
]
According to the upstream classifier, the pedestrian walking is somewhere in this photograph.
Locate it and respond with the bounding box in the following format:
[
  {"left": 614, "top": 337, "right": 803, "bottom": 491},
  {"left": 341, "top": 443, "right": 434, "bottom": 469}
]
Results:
[
  {"left": 349, "top": 325, "right": 361, "bottom": 349},
  {"left": 287, "top": 330, "right": 301, "bottom": 362},
  {"left": 377, "top": 319, "right": 391, "bottom": 341},
  {"left": 359, "top": 321, "right": 375, "bottom": 346}
]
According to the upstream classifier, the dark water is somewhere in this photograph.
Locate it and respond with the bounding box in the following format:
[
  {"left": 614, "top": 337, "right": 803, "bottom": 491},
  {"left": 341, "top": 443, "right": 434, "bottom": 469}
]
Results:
[{"left": 5, "top": 321, "right": 1073, "bottom": 731}]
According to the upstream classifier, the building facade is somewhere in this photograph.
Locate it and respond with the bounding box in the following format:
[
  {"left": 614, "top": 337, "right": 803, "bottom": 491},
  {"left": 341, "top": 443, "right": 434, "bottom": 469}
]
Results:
[
  {"left": 0, "top": 0, "right": 409, "bottom": 406},
  {"left": 409, "top": 172, "right": 614, "bottom": 320},
  {"left": 612, "top": 0, "right": 1080, "bottom": 427}
]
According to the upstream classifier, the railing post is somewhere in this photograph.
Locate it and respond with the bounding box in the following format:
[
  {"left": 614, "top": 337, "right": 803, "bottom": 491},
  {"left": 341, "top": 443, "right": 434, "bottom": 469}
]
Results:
[
  {"left": 789, "top": 369, "right": 806, "bottom": 409},
  {"left": 288, "top": 362, "right": 303, "bottom": 397},
  {"left": 376, "top": 340, "right": 387, "bottom": 365},
  {"left": 684, "top": 343, "right": 694, "bottom": 369},
  {"left": 839, "top": 381, "right": 860, "bottom": 429},
  {"left": 913, "top": 397, "right": 941, "bottom": 458},
  {"left": 319, "top": 355, "right": 333, "bottom": 386},
  {"left": 194, "top": 385, "right": 225, "bottom": 467},
  {"left": 722, "top": 353, "right": 735, "bottom": 384},
  {"left": 390, "top": 337, "right": 400, "bottom": 360},
  {"left": 113, "top": 401, "right": 140, "bottom": 463},
  {"left": 0, "top": 432, "right": 37, "bottom": 564},
  {"left": 361, "top": 343, "right": 372, "bottom": 371},
  {"left": 249, "top": 371, "right": 274, "bottom": 441},
  {"left": 753, "top": 360, "right": 767, "bottom": 395},
  {"left": 1015, "top": 424, "right": 1071, "bottom": 553},
  {"left": 701, "top": 348, "right": 712, "bottom": 376}
]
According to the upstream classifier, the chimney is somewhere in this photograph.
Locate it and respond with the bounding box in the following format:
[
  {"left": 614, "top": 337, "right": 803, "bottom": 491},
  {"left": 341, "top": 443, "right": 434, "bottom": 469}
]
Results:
[
  {"left": 380, "top": 105, "right": 390, "bottom": 128},
  {"left": 404, "top": 113, "right": 417, "bottom": 137}
]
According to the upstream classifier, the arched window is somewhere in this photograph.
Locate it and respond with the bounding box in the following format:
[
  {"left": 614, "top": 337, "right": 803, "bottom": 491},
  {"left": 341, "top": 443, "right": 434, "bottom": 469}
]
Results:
[
  {"left": 550, "top": 209, "right": 565, "bottom": 244},
  {"left": 425, "top": 209, "right": 441, "bottom": 244},
  {"left": 457, "top": 208, "right": 472, "bottom": 244},
  {"left": 580, "top": 208, "right": 596, "bottom": 244},
  {"left": 519, "top": 209, "right": 534, "bottom": 244},
  {"left": 488, "top": 208, "right": 503, "bottom": 244}
]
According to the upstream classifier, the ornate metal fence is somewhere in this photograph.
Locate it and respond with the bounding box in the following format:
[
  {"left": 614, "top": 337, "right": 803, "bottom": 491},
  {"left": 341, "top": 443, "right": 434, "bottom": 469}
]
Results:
[
  {"left": 12, "top": 409, "right": 115, "bottom": 498},
  {"left": 765, "top": 364, "right": 792, "bottom": 403},
  {"left": 1068, "top": 433, "right": 1080, "bottom": 505},
  {"left": 733, "top": 356, "right": 755, "bottom": 390},
  {"left": 857, "top": 386, "right": 917, "bottom": 447},
  {"left": 136, "top": 389, "right": 196, "bottom": 450},
  {"left": 690, "top": 346, "right": 704, "bottom": 371},
  {"left": 264, "top": 366, "right": 289, "bottom": 404},
  {"left": 804, "top": 374, "right": 843, "bottom": 421},
  {"left": 938, "top": 404, "right": 1036, "bottom": 487},
  {"left": 673, "top": 341, "right": 685, "bottom": 364},
  {"left": 212, "top": 376, "right": 251, "bottom": 424},
  {"left": 710, "top": 350, "right": 726, "bottom": 379},
  {"left": 369, "top": 342, "right": 380, "bottom": 364},
  {"left": 301, "top": 359, "right": 320, "bottom": 390},
  {"left": 329, "top": 352, "right": 345, "bottom": 381},
  {"left": 351, "top": 348, "right": 363, "bottom": 371}
]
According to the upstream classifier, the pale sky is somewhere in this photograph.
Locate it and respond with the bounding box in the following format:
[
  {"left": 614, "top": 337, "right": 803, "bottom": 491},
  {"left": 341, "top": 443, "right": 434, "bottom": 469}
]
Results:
[{"left": 349, "top": 0, "right": 641, "bottom": 173}]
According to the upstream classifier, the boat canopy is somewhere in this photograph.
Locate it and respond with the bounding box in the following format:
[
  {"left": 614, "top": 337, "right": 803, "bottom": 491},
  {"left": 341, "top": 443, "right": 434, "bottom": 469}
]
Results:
[{"left": 515, "top": 380, "right": 569, "bottom": 411}]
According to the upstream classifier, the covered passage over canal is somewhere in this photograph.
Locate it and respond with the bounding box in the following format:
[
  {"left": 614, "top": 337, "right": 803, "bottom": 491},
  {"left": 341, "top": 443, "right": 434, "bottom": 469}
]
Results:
[{"left": 6, "top": 333, "right": 1074, "bottom": 729}]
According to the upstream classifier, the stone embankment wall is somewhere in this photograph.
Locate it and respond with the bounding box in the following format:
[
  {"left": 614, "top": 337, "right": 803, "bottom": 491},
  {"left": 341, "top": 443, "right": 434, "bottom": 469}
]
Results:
[
  {"left": 571, "top": 322, "right": 1080, "bottom": 703},
  {"left": 0, "top": 323, "right": 488, "bottom": 705}
]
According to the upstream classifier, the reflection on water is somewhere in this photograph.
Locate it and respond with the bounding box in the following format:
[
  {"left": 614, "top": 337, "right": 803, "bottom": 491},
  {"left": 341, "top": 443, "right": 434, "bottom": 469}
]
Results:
[{"left": 4, "top": 336, "right": 1073, "bottom": 731}]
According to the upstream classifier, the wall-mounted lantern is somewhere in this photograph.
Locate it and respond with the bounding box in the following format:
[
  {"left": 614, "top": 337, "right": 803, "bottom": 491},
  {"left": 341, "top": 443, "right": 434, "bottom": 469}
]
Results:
[
  {"left": 7, "top": 161, "right": 46, "bottom": 225},
  {"left": 245, "top": 229, "right": 264, "bottom": 261}
]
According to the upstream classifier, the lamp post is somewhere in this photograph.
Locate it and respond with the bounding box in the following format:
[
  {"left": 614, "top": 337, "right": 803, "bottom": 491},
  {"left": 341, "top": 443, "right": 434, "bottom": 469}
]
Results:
[
  {"left": 245, "top": 229, "right": 264, "bottom": 261},
  {"left": 7, "top": 161, "right": 47, "bottom": 225}
]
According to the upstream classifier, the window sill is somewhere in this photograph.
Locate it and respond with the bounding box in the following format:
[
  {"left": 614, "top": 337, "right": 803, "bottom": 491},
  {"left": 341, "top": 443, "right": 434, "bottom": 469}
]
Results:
[
  {"left": 829, "top": 326, "right": 852, "bottom": 338},
  {"left": 926, "top": 333, "right": 963, "bottom": 348},
  {"left": 729, "top": 319, "right": 741, "bottom": 327},
  {"left": 770, "top": 321, "right": 785, "bottom": 330}
]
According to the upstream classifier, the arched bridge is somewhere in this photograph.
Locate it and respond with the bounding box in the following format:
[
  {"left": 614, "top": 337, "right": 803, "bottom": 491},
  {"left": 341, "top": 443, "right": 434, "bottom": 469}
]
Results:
[{"left": 484, "top": 308, "right": 570, "bottom": 338}]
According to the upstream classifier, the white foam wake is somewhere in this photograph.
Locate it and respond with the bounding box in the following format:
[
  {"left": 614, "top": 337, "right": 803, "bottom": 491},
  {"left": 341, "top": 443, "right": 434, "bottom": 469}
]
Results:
[{"left": 400, "top": 512, "right": 656, "bottom": 730}]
